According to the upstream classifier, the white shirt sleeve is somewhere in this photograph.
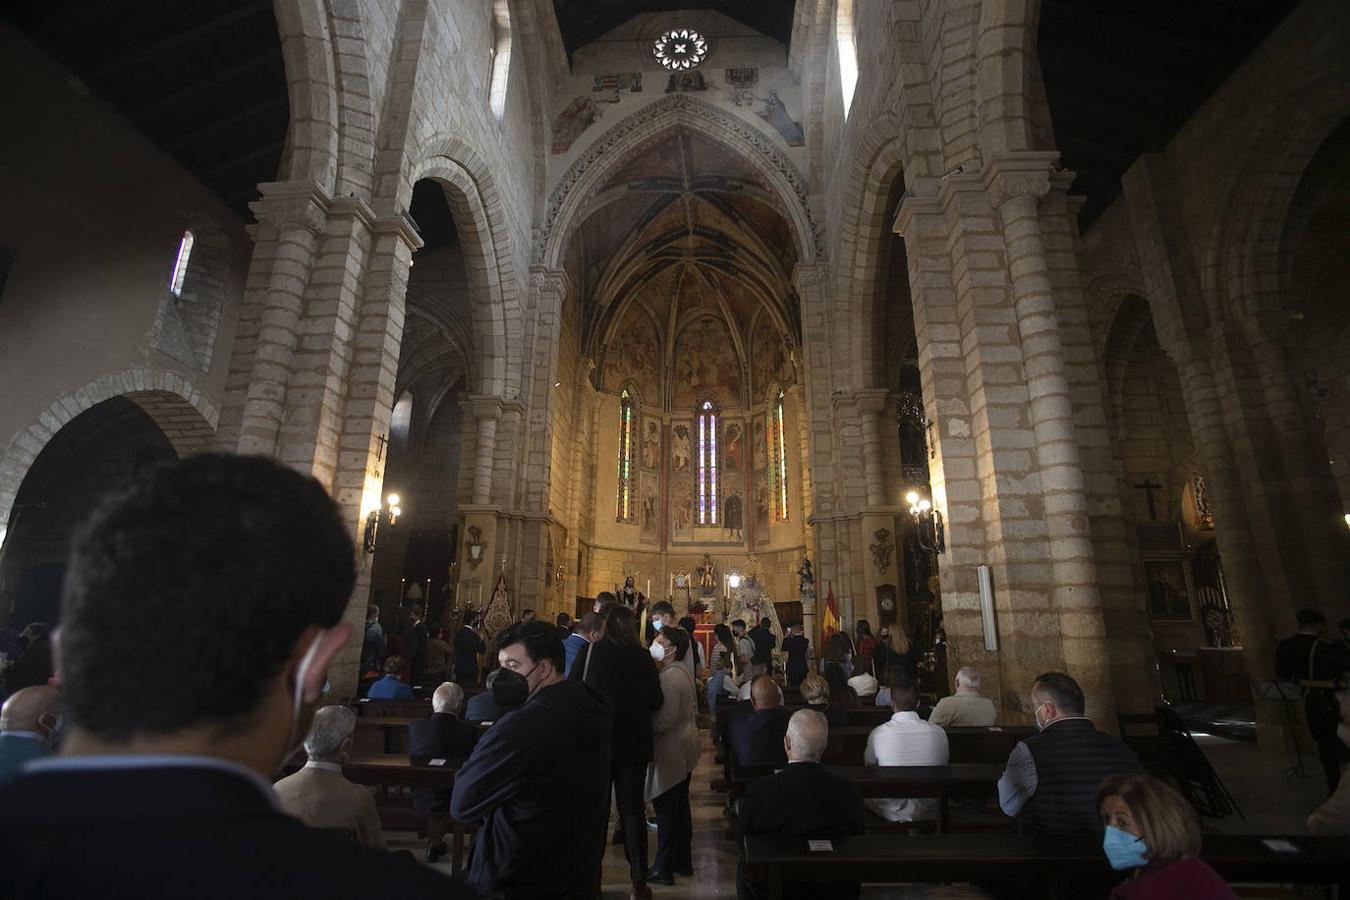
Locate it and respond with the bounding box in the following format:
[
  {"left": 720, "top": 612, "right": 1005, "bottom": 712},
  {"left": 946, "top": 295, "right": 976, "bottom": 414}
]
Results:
[{"left": 997, "top": 741, "right": 1037, "bottom": 817}]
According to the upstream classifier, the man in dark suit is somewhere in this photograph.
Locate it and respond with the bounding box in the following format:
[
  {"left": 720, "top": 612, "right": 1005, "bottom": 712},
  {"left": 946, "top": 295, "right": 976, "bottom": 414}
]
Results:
[
  {"left": 782, "top": 624, "right": 809, "bottom": 686},
  {"left": 728, "top": 676, "right": 792, "bottom": 769},
  {"left": 1276, "top": 609, "right": 1350, "bottom": 792},
  {"left": 465, "top": 669, "right": 508, "bottom": 723},
  {"left": 0, "top": 455, "right": 466, "bottom": 898},
  {"left": 452, "top": 621, "right": 612, "bottom": 898},
  {"left": 410, "top": 681, "right": 482, "bottom": 862},
  {"left": 737, "top": 709, "right": 865, "bottom": 900},
  {"left": 748, "top": 617, "right": 776, "bottom": 666},
  {"left": 453, "top": 612, "right": 487, "bottom": 685}
]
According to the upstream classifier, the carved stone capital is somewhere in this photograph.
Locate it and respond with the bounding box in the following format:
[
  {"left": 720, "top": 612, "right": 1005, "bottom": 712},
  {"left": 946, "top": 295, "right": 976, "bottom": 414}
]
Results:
[
  {"left": 465, "top": 394, "right": 505, "bottom": 422},
  {"left": 528, "top": 267, "right": 572, "bottom": 301},
  {"left": 792, "top": 263, "right": 830, "bottom": 292},
  {"left": 982, "top": 152, "right": 1061, "bottom": 210},
  {"left": 249, "top": 180, "right": 331, "bottom": 234}
]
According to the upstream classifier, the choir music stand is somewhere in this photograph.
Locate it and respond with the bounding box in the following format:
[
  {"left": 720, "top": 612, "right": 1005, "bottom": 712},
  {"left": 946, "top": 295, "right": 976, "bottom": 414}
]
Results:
[{"left": 1254, "top": 679, "right": 1315, "bottom": 782}]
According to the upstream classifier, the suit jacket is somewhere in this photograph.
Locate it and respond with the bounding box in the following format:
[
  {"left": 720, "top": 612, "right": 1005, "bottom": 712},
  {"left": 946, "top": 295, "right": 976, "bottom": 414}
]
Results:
[
  {"left": 273, "top": 763, "right": 386, "bottom": 850},
  {"left": 453, "top": 626, "right": 486, "bottom": 683},
  {"left": 408, "top": 712, "right": 482, "bottom": 813},
  {"left": 366, "top": 675, "right": 414, "bottom": 700},
  {"left": 465, "top": 689, "right": 505, "bottom": 724},
  {"left": 728, "top": 706, "right": 792, "bottom": 769},
  {"left": 451, "top": 679, "right": 612, "bottom": 898},
  {"left": 571, "top": 640, "right": 662, "bottom": 766},
  {"left": 0, "top": 759, "right": 468, "bottom": 898},
  {"left": 748, "top": 626, "right": 776, "bottom": 664},
  {"left": 737, "top": 762, "right": 865, "bottom": 900},
  {"left": 562, "top": 632, "right": 589, "bottom": 677},
  {"left": 0, "top": 733, "right": 50, "bottom": 785}
]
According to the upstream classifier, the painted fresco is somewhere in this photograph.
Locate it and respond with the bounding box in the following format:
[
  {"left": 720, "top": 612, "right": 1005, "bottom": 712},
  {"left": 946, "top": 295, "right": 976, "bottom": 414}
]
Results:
[
  {"left": 670, "top": 421, "right": 692, "bottom": 473},
  {"left": 603, "top": 317, "right": 660, "bottom": 397},
  {"left": 672, "top": 316, "right": 742, "bottom": 410},
  {"left": 642, "top": 417, "right": 661, "bottom": 470},
  {"left": 750, "top": 314, "right": 791, "bottom": 397},
  {"left": 671, "top": 476, "right": 694, "bottom": 540},
  {"left": 753, "top": 470, "right": 770, "bottom": 542},
  {"left": 724, "top": 420, "right": 744, "bottom": 472},
  {"left": 752, "top": 415, "right": 767, "bottom": 472},
  {"left": 640, "top": 471, "right": 660, "bottom": 543},
  {"left": 722, "top": 472, "right": 744, "bottom": 540}
]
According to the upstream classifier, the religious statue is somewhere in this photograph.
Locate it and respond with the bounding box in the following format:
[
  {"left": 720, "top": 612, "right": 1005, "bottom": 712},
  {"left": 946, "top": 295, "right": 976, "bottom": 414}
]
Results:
[
  {"left": 798, "top": 556, "right": 815, "bottom": 598},
  {"left": 698, "top": 554, "right": 717, "bottom": 596},
  {"left": 619, "top": 576, "right": 641, "bottom": 609}
]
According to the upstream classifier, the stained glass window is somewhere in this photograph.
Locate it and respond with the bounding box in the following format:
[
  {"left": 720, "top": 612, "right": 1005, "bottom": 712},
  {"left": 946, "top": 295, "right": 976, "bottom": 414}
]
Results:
[
  {"left": 768, "top": 391, "right": 789, "bottom": 520},
  {"left": 169, "top": 230, "right": 195, "bottom": 297},
  {"left": 697, "top": 400, "right": 718, "bottom": 524},
  {"left": 617, "top": 389, "right": 635, "bottom": 521}
]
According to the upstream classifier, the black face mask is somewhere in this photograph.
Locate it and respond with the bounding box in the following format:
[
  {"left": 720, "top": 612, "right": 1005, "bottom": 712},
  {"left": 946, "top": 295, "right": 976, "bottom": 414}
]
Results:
[{"left": 492, "top": 666, "right": 535, "bottom": 708}]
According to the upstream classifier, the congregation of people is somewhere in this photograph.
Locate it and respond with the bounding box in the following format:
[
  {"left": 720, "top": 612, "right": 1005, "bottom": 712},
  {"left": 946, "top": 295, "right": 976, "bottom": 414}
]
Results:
[{"left": 0, "top": 454, "right": 1347, "bottom": 899}]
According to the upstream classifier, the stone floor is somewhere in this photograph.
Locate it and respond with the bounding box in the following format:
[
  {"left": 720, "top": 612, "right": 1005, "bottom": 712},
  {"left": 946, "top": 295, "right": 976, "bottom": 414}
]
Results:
[{"left": 386, "top": 722, "right": 1335, "bottom": 898}]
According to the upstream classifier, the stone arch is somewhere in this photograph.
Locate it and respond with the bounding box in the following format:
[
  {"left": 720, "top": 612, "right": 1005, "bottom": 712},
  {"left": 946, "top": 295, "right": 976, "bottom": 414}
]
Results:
[
  {"left": 273, "top": 0, "right": 340, "bottom": 192},
  {"left": 0, "top": 369, "right": 218, "bottom": 539},
  {"left": 1099, "top": 294, "right": 1157, "bottom": 446},
  {"left": 407, "top": 153, "right": 517, "bottom": 400},
  {"left": 974, "top": 0, "right": 1051, "bottom": 160},
  {"left": 1202, "top": 72, "right": 1350, "bottom": 323},
  {"left": 537, "top": 95, "right": 822, "bottom": 270}
]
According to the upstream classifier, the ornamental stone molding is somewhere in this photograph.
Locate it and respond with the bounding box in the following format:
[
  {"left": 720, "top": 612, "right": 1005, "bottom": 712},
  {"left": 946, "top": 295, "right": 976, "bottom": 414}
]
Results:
[
  {"left": 983, "top": 152, "right": 1061, "bottom": 209},
  {"left": 536, "top": 94, "right": 822, "bottom": 266}
]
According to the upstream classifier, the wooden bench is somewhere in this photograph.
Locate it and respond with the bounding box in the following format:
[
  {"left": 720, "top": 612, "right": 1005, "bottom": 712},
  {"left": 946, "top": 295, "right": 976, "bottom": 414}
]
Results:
[
  {"left": 741, "top": 833, "right": 1350, "bottom": 900},
  {"left": 340, "top": 754, "right": 475, "bottom": 875}
]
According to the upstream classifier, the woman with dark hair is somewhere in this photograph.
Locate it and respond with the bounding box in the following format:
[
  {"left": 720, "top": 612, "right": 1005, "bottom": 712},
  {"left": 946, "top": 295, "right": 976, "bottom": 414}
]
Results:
[
  {"left": 822, "top": 659, "right": 859, "bottom": 709},
  {"left": 677, "top": 615, "right": 704, "bottom": 679},
  {"left": 1097, "top": 773, "right": 1236, "bottom": 898},
  {"left": 645, "top": 626, "right": 699, "bottom": 885},
  {"left": 706, "top": 623, "right": 738, "bottom": 722},
  {"left": 854, "top": 620, "right": 876, "bottom": 678},
  {"left": 570, "top": 604, "right": 663, "bottom": 898}
]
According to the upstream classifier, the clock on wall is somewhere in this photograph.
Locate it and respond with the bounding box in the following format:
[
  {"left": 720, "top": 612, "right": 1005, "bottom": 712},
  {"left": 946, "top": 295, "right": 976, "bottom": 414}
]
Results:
[{"left": 653, "top": 28, "right": 707, "bottom": 71}]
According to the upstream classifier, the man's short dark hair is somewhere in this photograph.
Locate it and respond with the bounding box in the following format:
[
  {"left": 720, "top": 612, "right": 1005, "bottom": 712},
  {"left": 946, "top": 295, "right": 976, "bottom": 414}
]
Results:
[
  {"left": 521, "top": 608, "right": 535, "bottom": 618},
  {"left": 651, "top": 600, "right": 674, "bottom": 617},
  {"left": 61, "top": 454, "right": 356, "bottom": 739},
  {"left": 1033, "top": 671, "right": 1085, "bottom": 717},
  {"left": 1297, "top": 608, "right": 1326, "bottom": 628},
  {"left": 384, "top": 655, "right": 408, "bottom": 675},
  {"left": 556, "top": 612, "right": 572, "bottom": 628},
  {"left": 578, "top": 612, "right": 602, "bottom": 635},
  {"left": 495, "top": 621, "right": 564, "bottom": 672},
  {"left": 760, "top": 617, "right": 771, "bottom": 627},
  {"left": 732, "top": 619, "right": 746, "bottom": 630},
  {"left": 595, "top": 591, "right": 617, "bottom": 608},
  {"left": 889, "top": 675, "right": 919, "bottom": 711},
  {"left": 678, "top": 615, "right": 696, "bottom": 632}
]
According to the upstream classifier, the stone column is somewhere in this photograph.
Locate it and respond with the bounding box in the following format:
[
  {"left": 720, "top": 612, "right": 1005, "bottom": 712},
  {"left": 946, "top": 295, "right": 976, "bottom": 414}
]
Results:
[
  {"left": 467, "top": 396, "right": 503, "bottom": 506},
  {"left": 224, "top": 181, "right": 330, "bottom": 457},
  {"left": 856, "top": 388, "right": 890, "bottom": 509},
  {"left": 986, "top": 154, "right": 1116, "bottom": 728}
]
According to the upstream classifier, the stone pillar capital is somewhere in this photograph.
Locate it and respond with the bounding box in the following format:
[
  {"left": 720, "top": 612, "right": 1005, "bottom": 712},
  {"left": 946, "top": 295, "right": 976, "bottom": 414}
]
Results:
[
  {"left": 465, "top": 394, "right": 505, "bottom": 422},
  {"left": 853, "top": 388, "right": 890, "bottom": 416},
  {"left": 528, "top": 266, "right": 572, "bottom": 298},
  {"left": 893, "top": 179, "right": 942, "bottom": 237},
  {"left": 983, "top": 152, "right": 1061, "bottom": 209},
  {"left": 792, "top": 262, "right": 830, "bottom": 293},
  {"left": 249, "top": 180, "right": 332, "bottom": 235}
]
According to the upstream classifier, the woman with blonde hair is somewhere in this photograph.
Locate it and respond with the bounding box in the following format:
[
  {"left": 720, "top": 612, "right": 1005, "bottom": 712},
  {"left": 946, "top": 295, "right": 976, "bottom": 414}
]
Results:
[
  {"left": 800, "top": 671, "right": 848, "bottom": 729},
  {"left": 1096, "top": 773, "right": 1236, "bottom": 898}
]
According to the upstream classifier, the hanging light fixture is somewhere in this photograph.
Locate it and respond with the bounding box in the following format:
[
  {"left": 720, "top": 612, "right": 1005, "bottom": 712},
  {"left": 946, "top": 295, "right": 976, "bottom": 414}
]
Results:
[{"left": 907, "top": 490, "right": 945, "bottom": 554}]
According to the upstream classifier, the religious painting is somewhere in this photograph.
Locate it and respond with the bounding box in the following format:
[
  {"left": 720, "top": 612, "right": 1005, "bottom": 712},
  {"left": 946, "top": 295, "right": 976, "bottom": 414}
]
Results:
[
  {"left": 465, "top": 524, "right": 486, "bottom": 569},
  {"left": 665, "top": 71, "right": 709, "bottom": 93},
  {"left": 639, "top": 472, "right": 660, "bottom": 544},
  {"left": 593, "top": 72, "right": 642, "bottom": 93},
  {"left": 672, "top": 316, "right": 742, "bottom": 409},
  {"left": 670, "top": 422, "right": 692, "bottom": 473},
  {"left": 870, "top": 528, "right": 895, "bottom": 575},
  {"left": 753, "top": 470, "right": 770, "bottom": 541},
  {"left": 752, "top": 417, "right": 767, "bottom": 472},
  {"left": 671, "top": 478, "right": 694, "bottom": 539},
  {"left": 551, "top": 96, "right": 607, "bottom": 154},
  {"left": 642, "top": 417, "right": 661, "bottom": 470},
  {"left": 722, "top": 472, "right": 744, "bottom": 540},
  {"left": 724, "top": 421, "right": 744, "bottom": 472},
  {"left": 1143, "top": 560, "right": 1195, "bottom": 623},
  {"left": 755, "top": 90, "right": 804, "bottom": 147},
  {"left": 602, "top": 317, "right": 660, "bottom": 395},
  {"left": 725, "top": 67, "right": 758, "bottom": 107},
  {"left": 750, "top": 315, "right": 790, "bottom": 396}
]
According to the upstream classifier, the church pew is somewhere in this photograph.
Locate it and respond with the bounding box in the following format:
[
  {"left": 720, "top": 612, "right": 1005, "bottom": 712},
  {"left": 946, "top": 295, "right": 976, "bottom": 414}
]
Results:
[
  {"left": 727, "top": 763, "right": 1006, "bottom": 835},
  {"left": 740, "top": 833, "right": 1350, "bottom": 900},
  {"left": 351, "top": 716, "right": 416, "bottom": 754},
  {"left": 353, "top": 690, "right": 482, "bottom": 719},
  {"left": 819, "top": 725, "right": 1031, "bottom": 766},
  {"left": 341, "top": 754, "right": 475, "bottom": 875}
]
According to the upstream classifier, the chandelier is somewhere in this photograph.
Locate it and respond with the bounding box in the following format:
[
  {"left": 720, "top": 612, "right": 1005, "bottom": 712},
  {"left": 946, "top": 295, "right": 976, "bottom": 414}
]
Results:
[{"left": 653, "top": 28, "right": 707, "bottom": 71}]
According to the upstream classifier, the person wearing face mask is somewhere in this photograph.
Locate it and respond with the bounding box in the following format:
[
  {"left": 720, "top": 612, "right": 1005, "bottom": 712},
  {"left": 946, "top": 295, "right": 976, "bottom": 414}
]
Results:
[
  {"left": 645, "top": 626, "right": 700, "bottom": 886},
  {"left": 0, "top": 685, "right": 62, "bottom": 783},
  {"left": 569, "top": 604, "right": 664, "bottom": 899},
  {"left": 0, "top": 455, "right": 466, "bottom": 897},
  {"left": 997, "top": 671, "right": 1142, "bottom": 834},
  {"left": 451, "top": 620, "right": 612, "bottom": 898},
  {"left": 1096, "top": 773, "right": 1236, "bottom": 899},
  {"left": 1307, "top": 690, "right": 1350, "bottom": 835}
]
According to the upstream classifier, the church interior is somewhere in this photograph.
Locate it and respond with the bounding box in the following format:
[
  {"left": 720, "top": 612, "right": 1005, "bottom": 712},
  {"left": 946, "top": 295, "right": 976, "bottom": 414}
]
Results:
[{"left": 1, "top": 0, "right": 1348, "bottom": 895}]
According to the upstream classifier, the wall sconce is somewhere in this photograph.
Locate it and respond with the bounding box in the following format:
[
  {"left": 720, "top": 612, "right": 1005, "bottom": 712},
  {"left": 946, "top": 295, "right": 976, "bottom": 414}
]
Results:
[
  {"left": 363, "top": 493, "right": 402, "bottom": 554},
  {"left": 907, "top": 490, "right": 945, "bottom": 554}
]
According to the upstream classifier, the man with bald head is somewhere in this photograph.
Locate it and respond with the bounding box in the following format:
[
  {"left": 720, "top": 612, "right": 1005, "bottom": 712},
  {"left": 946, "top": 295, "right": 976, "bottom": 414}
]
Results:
[
  {"left": 737, "top": 709, "right": 865, "bottom": 900},
  {"left": 727, "top": 675, "right": 792, "bottom": 769},
  {"left": 0, "top": 685, "right": 62, "bottom": 784},
  {"left": 409, "top": 681, "right": 482, "bottom": 861}
]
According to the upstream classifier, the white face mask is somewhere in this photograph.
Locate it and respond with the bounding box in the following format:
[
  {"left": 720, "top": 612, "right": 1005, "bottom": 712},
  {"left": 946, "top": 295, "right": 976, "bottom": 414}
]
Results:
[
  {"left": 284, "top": 631, "right": 328, "bottom": 763},
  {"left": 649, "top": 642, "right": 666, "bottom": 662}
]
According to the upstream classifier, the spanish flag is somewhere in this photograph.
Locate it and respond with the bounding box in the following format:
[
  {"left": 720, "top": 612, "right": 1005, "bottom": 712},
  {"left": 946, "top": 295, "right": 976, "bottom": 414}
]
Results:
[{"left": 821, "top": 584, "right": 840, "bottom": 646}]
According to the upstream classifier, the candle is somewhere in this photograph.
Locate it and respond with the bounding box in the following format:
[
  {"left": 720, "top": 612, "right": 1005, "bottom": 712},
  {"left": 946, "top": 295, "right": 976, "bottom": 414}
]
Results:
[{"left": 646, "top": 579, "right": 651, "bottom": 598}]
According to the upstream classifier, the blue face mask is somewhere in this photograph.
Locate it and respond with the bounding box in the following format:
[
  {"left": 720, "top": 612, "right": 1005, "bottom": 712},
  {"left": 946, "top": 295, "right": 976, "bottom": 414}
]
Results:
[
  {"left": 652, "top": 618, "right": 664, "bottom": 631},
  {"left": 1102, "top": 825, "right": 1149, "bottom": 870}
]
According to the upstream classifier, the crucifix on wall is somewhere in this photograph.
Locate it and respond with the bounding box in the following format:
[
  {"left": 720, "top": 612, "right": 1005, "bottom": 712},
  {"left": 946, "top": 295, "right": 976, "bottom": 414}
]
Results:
[{"left": 1133, "top": 480, "right": 1164, "bottom": 521}]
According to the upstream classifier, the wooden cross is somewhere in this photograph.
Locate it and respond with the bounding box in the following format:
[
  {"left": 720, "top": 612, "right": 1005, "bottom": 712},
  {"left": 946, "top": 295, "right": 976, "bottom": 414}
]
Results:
[{"left": 1133, "top": 480, "right": 1164, "bottom": 521}]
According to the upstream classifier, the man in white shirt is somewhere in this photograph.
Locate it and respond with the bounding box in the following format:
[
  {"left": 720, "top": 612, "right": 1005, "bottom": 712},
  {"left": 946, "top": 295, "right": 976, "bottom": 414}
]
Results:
[
  {"left": 847, "top": 670, "right": 879, "bottom": 703},
  {"left": 928, "top": 667, "right": 997, "bottom": 727},
  {"left": 863, "top": 676, "right": 949, "bottom": 823}
]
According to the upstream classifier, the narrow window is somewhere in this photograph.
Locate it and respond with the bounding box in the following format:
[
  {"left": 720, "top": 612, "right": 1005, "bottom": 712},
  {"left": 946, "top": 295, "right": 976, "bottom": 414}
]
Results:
[
  {"left": 489, "top": 0, "right": 512, "bottom": 120},
  {"left": 774, "top": 390, "right": 789, "bottom": 520},
  {"left": 169, "top": 230, "right": 195, "bottom": 297},
  {"left": 836, "top": 0, "right": 859, "bottom": 118},
  {"left": 698, "top": 400, "right": 718, "bottom": 524},
  {"left": 617, "top": 389, "right": 635, "bottom": 521},
  {"left": 390, "top": 391, "right": 413, "bottom": 451}
]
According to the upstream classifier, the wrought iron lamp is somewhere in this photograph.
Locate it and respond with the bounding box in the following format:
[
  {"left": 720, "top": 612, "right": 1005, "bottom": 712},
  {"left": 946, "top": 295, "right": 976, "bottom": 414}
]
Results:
[
  {"left": 907, "top": 490, "right": 945, "bottom": 554},
  {"left": 363, "top": 493, "right": 402, "bottom": 554}
]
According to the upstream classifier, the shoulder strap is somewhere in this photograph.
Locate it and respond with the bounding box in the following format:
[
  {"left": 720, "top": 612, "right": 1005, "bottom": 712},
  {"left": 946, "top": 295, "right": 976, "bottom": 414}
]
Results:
[
  {"left": 582, "top": 642, "right": 595, "bottom": 684},
  {"left": 1306, "top": 639, "right": 1319, "bottom": 681}
]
